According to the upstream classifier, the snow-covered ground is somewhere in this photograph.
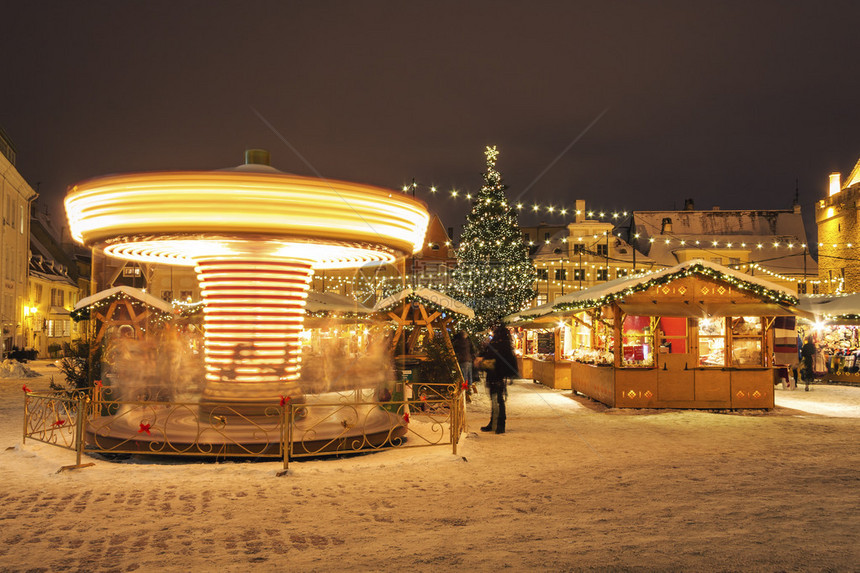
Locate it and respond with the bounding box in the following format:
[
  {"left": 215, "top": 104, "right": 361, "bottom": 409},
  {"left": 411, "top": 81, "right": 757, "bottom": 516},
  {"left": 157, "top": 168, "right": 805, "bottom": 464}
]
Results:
[{"left": 1, "top": 361, "right": 857, "bottom": 572}]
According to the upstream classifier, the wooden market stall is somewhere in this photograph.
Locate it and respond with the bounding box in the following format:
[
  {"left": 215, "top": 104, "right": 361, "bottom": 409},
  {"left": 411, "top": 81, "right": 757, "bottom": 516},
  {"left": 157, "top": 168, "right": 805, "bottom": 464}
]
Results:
[
  {"left": 795, "top": 293, "right": 860, "bottom": 384},
  {"left": 510, "top": 259, "right": 802, "bottom": 408},
  {"left": 373, "top": 287, "right": 475, "bottom": 395},
  {"left": 72, "top": 285, "right": 177, "bottom": 346},
  {"left": 507, "top": 293, "right": 585, "bottom": 389},
  {"left": 298, "top": 291, "right": 383, "bottom": 394}
]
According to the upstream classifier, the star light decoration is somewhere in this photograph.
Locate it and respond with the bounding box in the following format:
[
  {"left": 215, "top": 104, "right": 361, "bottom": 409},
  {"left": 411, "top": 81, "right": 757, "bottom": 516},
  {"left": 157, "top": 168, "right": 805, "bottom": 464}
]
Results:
[{"left": 485, "top": 145, "right": 500, "bottom": 166}]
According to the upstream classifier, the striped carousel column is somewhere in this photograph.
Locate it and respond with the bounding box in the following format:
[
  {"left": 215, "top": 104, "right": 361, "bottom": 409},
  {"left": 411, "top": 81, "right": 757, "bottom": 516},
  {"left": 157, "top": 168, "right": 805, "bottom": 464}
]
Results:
[{"left": 194, "top": 256, "right": 313, "bottom": 408}]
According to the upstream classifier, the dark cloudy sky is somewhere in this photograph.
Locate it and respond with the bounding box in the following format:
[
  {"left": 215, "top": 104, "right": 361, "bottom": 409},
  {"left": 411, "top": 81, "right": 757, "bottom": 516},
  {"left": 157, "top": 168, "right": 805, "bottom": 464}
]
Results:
[{"left": 2, "top": 1, "right": 858, "bottom": 238}]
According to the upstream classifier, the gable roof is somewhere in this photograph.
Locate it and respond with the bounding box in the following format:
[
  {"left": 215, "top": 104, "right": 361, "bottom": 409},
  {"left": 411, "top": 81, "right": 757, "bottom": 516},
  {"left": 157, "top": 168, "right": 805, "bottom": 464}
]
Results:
[
  {"left": 373, "top": 287, "right": 475, "bottom": 318},
  {"left": 508, "top": 259, "right": 798, "bottom": 323},
  {"left": 74, "top": 285, "right": 175, "bottom": 314},
  {"left": 305, "top": 291, "right": 373, "bottom": 314}
]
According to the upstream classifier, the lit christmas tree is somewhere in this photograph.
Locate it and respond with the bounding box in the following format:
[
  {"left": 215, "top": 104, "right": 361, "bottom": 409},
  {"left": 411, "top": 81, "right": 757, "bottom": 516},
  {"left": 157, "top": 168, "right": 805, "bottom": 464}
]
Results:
[{"left": 452, "top": 146, "right": 537, "bottom": 331}]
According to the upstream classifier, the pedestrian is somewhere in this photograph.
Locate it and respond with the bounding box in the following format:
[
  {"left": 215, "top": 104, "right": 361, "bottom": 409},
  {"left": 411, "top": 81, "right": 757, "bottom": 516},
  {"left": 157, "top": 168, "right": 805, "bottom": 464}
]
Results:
[
  {"left": 800, "top": 335, "right": 816, "bottom": 391},
  {"left": 453, "top": 330, "right": 476, "bottom": 394},
  {"left": 475, "top": 324, "right": 518, "bottom": 434}
]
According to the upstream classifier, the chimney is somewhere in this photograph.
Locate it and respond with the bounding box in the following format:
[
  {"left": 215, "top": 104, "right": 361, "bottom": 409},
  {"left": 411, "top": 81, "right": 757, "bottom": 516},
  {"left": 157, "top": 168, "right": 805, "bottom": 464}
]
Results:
[
  {"left": 661, "top": 217, "right": 673, "bottom": 234},
  {"left": 684, "top": 198, "right": 695, "bottom": 211},
  {"left": 712, "top": 206, "right": 721, "bottom": 211},
  {"left": 575, "top": 199, "right": 586, "bottom": 223},
  {"left": 829, "top": 172, "right": 841, "bottom": 196},
  {"left": 245, "top": 149, "right": 271, "bottom": 166}
]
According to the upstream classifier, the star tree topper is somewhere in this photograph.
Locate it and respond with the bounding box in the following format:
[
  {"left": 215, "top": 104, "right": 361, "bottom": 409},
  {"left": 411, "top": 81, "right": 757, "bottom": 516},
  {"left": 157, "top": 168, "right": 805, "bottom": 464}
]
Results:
[{"left": 485, "top": 145, "right": 499, "bottom": 166}]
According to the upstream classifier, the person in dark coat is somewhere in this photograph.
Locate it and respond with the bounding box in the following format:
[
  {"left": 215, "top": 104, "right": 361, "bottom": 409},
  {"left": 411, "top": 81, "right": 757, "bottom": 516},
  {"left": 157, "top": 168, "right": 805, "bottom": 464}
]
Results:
[
  {"left": 800, "top": 335, "right": 816, "bottom": 391},
  {"left": 453, "top": 330, "right": 475, "bottom": 393},
  {"left": 476, "top": 324, "right": 518, "bottom": 434}
]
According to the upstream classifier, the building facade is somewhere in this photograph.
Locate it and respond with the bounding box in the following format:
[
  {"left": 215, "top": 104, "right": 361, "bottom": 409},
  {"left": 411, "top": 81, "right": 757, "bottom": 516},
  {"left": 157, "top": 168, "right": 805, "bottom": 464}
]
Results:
[
  {"left": 816, "top": 158, "right": 860, "bottom": 294},
  {"left": 0, "top": 128, "right": 38, "bottom": 354},
  {"left": 631, "top": 200, "right": 817, "bottom": 295}
]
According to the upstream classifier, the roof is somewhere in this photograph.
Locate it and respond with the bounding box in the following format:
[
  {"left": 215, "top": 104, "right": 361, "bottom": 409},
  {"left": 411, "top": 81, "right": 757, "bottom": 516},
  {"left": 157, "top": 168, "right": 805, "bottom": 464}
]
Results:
[
  {"left": 373, "top": 287, "right": 475, "bottom": 318},
  {"left": 508, "top": 259, "right": 798, "bottom": 322},
  {"left": 74, "top": 285, "right": 175, "bottom": 314},
  {"left": 28, "top": 253, "right": 76, "bottom": 287},
  {"left": 305, "top": 291, "right": 373, "bottom": 314},
  {"left": 631, "top": 209, "right": 817, "bottom": 277},
  {"left": 796, "top": 293, "right": 860, "bottom": 320}
]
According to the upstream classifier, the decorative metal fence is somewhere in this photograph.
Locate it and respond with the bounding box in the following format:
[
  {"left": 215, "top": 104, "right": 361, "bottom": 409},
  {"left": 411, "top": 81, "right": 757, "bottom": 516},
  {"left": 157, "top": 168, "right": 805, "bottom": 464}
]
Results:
[{"left": 23, "top": 384, "right": 467, "bottom": 472}]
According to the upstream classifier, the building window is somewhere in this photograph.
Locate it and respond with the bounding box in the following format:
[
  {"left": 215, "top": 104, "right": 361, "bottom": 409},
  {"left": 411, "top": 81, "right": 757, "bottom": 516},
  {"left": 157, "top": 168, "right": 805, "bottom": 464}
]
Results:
[
  {"left": 161, "top": 290, "right": 173, "bottom": 302},
  {"left": 797, "top": 282, "right": 807, "bottom": 294},
  {"left": 573, "top": 269, "right": 585, "bottom": 281},
  {"left": 616, "top": 268, "right": 629, "bottom": 279},
  {"left": 554, "top": 268, "right": 567, "bottom": 281},
  {"left": 710, "top": 257, "right": 722, "bottom": 265},
  {"left": 536, "top": 268, "right": 549, "bottom": 281},
  {"left": 180, "top": 290, "right": 194, "bottom": 301},
  {"left": 596, "top": 269, "right": 609, "bottom": 281},
  {"left": 596, "top": 244, "right": 608, "bottom": 257},
  {"left": 544, "top": 232, "right": 551, "bottom": 241},
  {"left": 729, "top": 257, "right": 740, "bottom": 266},
  {"left": 50, "top": 288, "right": 64, "bottom": 307},
  {"left": 123, "top": 267, "right": 141, "bottom": 277},
  {"left": 46, "top": 319, "right": 71, "bottom": 338},
  {"left": 572, "top": 244, "right": 585, "bottom": 255},
  {"left": 536, "top": 294, "right": 547, "bottom": 306}
]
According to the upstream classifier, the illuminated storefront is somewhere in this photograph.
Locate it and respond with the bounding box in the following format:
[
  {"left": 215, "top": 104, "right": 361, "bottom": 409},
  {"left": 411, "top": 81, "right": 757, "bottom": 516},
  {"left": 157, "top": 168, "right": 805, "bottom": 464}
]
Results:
[{"left": 509, "top": 259, "right": 800, "bottom": 408}]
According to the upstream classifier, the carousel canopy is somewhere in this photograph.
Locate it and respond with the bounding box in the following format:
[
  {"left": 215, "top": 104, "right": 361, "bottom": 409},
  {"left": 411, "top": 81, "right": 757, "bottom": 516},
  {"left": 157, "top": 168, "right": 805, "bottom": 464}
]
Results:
[{"left": 373, "top": 287, "right": 475, "bottom": 318}]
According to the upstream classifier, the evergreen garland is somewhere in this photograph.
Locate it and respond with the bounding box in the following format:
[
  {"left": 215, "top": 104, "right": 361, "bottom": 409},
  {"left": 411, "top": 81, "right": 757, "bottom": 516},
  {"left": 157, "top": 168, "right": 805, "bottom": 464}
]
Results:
[{"left": 451, "top": 147, "right": 537, "bottom": 331}]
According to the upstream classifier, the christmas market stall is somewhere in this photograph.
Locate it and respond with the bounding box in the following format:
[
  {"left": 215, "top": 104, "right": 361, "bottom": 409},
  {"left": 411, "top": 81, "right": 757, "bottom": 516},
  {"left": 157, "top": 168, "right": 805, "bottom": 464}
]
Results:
[
  {"left": 506, "top": 302, "right": 571, "bottom": 388},
  {"left": 72, "top": 285, "right": 182, "bottom": 400},
  {"left": 795, "top": 293, "right": 860, "bottom": 384},
  {"left": 297, "top": 291, "right": 382, "bottom": 394},
  {"left": 510, "top": 259, "right": 801, "bottom": 408},
  {"left": 373, "top": 287, "right": 474, "bottom": 398}
]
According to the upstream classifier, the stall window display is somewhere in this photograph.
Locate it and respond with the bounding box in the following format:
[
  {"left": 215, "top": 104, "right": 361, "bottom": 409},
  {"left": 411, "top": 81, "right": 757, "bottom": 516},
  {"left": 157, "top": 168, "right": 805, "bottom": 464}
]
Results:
[
  {"left": 798, "top": 324, "right": 860, "bottom": 375},
  {"left": 698, "top": 317, "right": 726, "bottom": 366},
  {"left": 730, "top": 316, "right": 764, "bottom": 367},
  {"left": 621, "top": 315, "right": 654, "bottom": 367}
]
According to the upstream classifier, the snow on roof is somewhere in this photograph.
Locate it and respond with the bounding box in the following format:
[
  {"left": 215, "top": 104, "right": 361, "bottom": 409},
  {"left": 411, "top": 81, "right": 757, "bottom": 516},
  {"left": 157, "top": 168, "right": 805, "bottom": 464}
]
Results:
[
  {"left": 305, "top": 291, "right": 373, "bottom": 314},
  {"left": 632, "top": 209, "right": 816, "bottom": 276},
  {"left": 797, "top": 293, "right": 860, "bottom": 319},
  {"left": 509, "top": 259, "right": 796, "bottom": 322},
  {"left": 844, "top": 157, "right": 860, "bottom": 189},
  {"left": 74, "top": 285, "right": 175, "bottom": 314},
  {"left": 373, "top": 287, "right": 475, "bottom": 318}
]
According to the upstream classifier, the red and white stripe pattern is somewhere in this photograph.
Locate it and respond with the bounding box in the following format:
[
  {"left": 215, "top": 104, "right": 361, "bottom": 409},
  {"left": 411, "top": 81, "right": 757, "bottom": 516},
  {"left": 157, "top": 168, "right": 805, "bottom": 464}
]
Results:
[{"left": 195, "top": 257, "right": 314, "bottom": 385}]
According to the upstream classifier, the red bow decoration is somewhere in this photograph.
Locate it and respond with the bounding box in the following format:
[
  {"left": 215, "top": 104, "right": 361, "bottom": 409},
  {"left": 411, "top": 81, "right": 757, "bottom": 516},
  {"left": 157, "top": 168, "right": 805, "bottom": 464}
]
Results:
[
  {"left": 22, "top": 384, "right": 31, "bottom": 393},
  {"left": 403, "top": 412, "right": 410, "bottom": 423},
  {"left": 95, "top": 380, "right": 103, "bottom": 387},
  {"left": 420, "top": 394, "right": 427, "bottom": 402},
  {"left": 280, "top": 395, "right": 291, "bottom": 406},
  {"left": 51, "top": 419, "right": 66, "bottom": 427},
  {"left": 461, "top": 382, "right": 468, "bottom": 390},
  {"left": 138, "top": 422, "right": 151, "bottom": 435}
]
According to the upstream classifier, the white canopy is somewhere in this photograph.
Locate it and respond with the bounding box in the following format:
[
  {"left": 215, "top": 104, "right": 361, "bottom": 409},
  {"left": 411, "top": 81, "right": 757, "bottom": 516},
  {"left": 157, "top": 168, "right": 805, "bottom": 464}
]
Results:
[
  {"left": 305, "top": 291, "right": 373, "bottom": 314},
  {"left": 796, "top": 293, "right": 860, "bottom": 320},
  {"left": 74, "top": 285, "right": 174, "bottom": 314},
  {"left": 373, "top": 287, "right": 475, "bottom": 318}
]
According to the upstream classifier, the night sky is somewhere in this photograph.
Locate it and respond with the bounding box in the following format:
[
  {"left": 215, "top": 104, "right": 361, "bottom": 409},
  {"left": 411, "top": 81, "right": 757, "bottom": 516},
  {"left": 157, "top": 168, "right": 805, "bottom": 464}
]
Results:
[{"left": 2, "top": 1, "right": 858, "bottom": 238}]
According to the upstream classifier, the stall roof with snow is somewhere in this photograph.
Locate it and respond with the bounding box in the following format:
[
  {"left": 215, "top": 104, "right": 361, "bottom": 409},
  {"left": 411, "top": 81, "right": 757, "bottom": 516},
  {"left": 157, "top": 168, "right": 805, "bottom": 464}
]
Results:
[
  {"left": 373, "top": 287, "right": 474, "bottom": 319},
  {"left": 510, "top": 259, "right": 800, "bottom": 324}
]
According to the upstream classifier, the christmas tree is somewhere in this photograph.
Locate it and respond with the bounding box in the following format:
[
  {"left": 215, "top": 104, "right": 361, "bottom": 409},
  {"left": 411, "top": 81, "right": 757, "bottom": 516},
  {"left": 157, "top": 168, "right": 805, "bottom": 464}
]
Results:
[{"left": 452, "top": 146, "right": 537, "bottom": 331}]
